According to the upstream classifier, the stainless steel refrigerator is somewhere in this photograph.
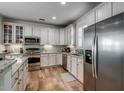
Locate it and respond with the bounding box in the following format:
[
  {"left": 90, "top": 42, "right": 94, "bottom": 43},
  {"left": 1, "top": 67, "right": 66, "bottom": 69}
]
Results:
[{"left": 84, "top": 13, "right": 124, "bottom": 91}]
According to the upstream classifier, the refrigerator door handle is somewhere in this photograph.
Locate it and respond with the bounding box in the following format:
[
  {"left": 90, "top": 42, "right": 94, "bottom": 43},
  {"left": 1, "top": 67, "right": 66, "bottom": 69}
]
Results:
[
  {"left": 94, "top": 35, "right": 98, "bottom": 78},
  {"left": 92, "top": 36, "right": 95, "bottom": 78}
]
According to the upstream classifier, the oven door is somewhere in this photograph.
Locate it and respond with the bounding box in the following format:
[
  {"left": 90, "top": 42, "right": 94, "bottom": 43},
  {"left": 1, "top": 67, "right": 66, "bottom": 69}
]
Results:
[
  {"left": 28, "top": 57, "right": 40, "bottom": 71},
  {"left": 28, "top": 57, "right": 40, "bottom": 64}
]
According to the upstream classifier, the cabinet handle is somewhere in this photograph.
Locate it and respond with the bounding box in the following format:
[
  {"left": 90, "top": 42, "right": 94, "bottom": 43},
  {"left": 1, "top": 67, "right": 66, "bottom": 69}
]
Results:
[
  {"left": 19, "top": 79, "right": 22, "bottom": 82},
  {"left": 15, "top": 77, "right": 18, "bottom": 80},
  {"left": 18, "top": 82, "right": 20, "bottom": 85}
]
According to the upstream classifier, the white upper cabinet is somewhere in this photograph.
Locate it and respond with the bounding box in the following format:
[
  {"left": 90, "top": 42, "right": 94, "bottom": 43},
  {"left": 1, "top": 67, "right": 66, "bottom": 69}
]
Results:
[
  {"left": 59, "top": 28, "right": 65, "bottom": 45},
  {"left": 48, "top": 27, "right": 54, "bottom": 44},
  {"left": 96, "top": 2, "right": 112, "bottom": 22},
  {"left": 48, "top": 27, "right": 59, "bottom": 45},
  {"left": 113, "top": 2, "right": 124, "bottom": 16},
  {"left": 3, "top": 22, "right": 24, "bottom": 44},
  {"left": 3, "top": 22, "right": 14, "bottom": 44},
  {"left": 40, "top": 26, "right": 48, "bottom": 45},
  {"left": 76, "top": 26, "right": 83, "bottom": 48},
  {"left": 54, "top": 28, "right": 59, "bottom": 45},
  {"left": 85, "top": 10, "right": 95, "bottom": 26},
  {"left": 64, "top": 28, "right": 68, "bottom": 45},
  {"left": 65, "top": 24, "right": 75, "bottom": 45},
  {"left": 14, "top": 24, "right": 24, "bottom": 43},
  {"left": 24, "top": 24, "right": 32, "bottom": 36},
  {"left": 0, "top": 16, "right": 3, "bottom": 43},
  {"left": 32, "top": 24, "right": 40, "bottom": 37}
]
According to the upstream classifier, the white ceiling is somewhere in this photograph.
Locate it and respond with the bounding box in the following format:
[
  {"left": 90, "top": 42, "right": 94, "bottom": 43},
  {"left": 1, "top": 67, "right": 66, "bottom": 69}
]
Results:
[{"left": 0, "top": 2, "right": 100, "bottom": 26}]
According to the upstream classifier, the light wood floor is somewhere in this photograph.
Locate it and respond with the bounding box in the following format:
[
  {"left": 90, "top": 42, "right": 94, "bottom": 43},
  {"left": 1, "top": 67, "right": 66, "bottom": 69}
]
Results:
[{"left": 26, "top": 66, "right": 84, "bottom": 91}]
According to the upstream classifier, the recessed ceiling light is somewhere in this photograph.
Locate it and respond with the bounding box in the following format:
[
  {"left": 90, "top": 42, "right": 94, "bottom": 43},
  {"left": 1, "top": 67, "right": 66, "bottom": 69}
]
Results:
[
  {"left": 60, "top": 2, "right": 66, "bottom": 5},
  {"left": 52, "top": 16, "right": 56, "bottom": 20}
]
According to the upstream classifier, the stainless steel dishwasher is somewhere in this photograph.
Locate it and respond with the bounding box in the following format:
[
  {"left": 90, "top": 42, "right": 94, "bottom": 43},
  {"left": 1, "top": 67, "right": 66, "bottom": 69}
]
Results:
[{"left": 62, "top": 54, "right": 67, "bottom": 70}]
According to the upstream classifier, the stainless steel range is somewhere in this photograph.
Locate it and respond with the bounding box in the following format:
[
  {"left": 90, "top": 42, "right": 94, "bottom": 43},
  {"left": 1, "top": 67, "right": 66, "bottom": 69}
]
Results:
[
  {"left": 24, "top": 37, "right": 41, "bottom": 71},
  {"left": 24, "top": 51, "right": 40, "bottom": 71}
]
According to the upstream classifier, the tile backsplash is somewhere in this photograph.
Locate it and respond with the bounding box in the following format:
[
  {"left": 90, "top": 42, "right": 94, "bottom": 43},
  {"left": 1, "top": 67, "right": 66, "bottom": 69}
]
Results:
[
  {"left": 5, "top": 44, "right": 23, "bottom": 54},
  {"left": 1, "top": 44, "right": 75, "bottom": 54},
  {"left": 0, "top": 44, "right": 5, "bottom": 53}
]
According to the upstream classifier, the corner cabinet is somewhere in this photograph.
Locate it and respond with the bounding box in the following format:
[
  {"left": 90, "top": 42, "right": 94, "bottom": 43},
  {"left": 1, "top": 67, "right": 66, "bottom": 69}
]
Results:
[
  {"left": 96, "top": 2, "right": 112, "bottom": 23},
  {"left": 65, "top": 24, "right": 76, "bottom": 45},
  {"left": 3, "top": 22, "right": 24, "bottom": 44},
  {"left": 112, "top": 2, "right": 124, "bottom": 16}
]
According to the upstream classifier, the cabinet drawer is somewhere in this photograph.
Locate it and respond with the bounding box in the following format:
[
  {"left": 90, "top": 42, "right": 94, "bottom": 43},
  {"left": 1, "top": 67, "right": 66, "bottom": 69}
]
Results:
[
  {"left": 12, "top": 80, "right": 19, "bottom": 91},
  {"left": 19, "top": 64, "right": 24, "bottom": 75},
  {"left": 11, "top": 71, "right": 19, "bottom": 87}
]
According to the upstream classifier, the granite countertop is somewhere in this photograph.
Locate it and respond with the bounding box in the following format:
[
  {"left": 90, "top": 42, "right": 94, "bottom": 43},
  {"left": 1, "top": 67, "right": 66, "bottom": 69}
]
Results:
[
  {"left": 0, "top": 54, "right": 28, "bottom": 75},
  {"left": 0, "top": 59, "right": 17, "bottom": 73},
  {"left": 12, "top": 56, "right": 28, "bottom": 75},
  {"left": 40, "top": 52, "right": 84, "bottom": 57},
  {"left": 40, "top": 52, "right": 61, "bottom": 54}
]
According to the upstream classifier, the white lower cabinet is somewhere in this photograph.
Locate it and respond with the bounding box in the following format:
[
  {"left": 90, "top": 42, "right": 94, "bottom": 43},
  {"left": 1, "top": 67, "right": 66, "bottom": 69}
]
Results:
[
  {"left": 71, "top": 57, "right": 78, "bottom": 77},
  {"left": 23, "top": 62, "right": 29, "bottom": 90},
  {"left": 56, "top": 54, "right": 62, "bottom": 65},
  {"left": 41, "top": 54, "right": 62, "bottom": 67},
  {"left": 67, "top": 55, "right": 71, "bottom": 72},
  {"left": 77, "top": 58, "right": 84, "bottom": 83},
  {"left": 12, "top": 80, "right": 19, "bottom": 91},
  {"left": 40, "top": 54, "right": 49, "bottom": 67},
  {"left": 18, "top": 73, "right": 24, "bottom": 91},
  {"left": 49, "top": 54, "right": 56, "bottom": 66},
  {"left": 11, "top": 59, "right": 28, "bottom": 91},
  {"left": 67, "top": 55, "right": 84, "bottom": 84}
]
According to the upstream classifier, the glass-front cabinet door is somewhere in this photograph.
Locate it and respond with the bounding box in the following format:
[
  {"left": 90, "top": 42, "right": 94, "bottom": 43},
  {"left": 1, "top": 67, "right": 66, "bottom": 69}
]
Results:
[
  {"left": 3, "top": 22, "right": 24, "bottom": 44},
  {"left": 15, "top": 25, "right": 24, "bottom": 43},
  {"left": 3, "top": 23, "right": 13, "bottom": 44}
]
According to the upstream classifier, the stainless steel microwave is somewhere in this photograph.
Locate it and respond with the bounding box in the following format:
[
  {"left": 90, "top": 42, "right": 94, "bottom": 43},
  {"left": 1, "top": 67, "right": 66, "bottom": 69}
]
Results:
[{"left": 24, "top": 36, "right": 40, "bottom": 45}]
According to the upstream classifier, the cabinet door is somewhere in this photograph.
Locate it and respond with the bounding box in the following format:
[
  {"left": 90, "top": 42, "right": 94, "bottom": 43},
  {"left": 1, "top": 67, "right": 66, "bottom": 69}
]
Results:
[
  {"left": 12, "top": 80, "right": 19, "bottom": 91},
  {"left": 32, "top": 24, "right": 40, "bottom": 37},
  {"left": 59, "top": 28, "right": 65, "bottom": 45},
  {"left": 71, "top": 57, "right": 77, "bottom": 77},
  {"left": 40, "top": 54, "right": 49, "bottom": 67},
  {"left": 23, "top": 64, "right": 28, "bottom": 90},
  {"left": 24, "top": 24, "right": 32, "bottom": 36},
  {"left": 67, "top": 27, "right": 71, "bottom": 44},
  {"left": 67, "top": 55, "right": 71, "bottom": 72},
  {"left": 15, "top": 24, "right": 24, "bottom": 43},
  {"left": 56, "top": 54, "right": 62, "bottom": 65},
  {"left": 96, "top": 3, "right": 112, "bottom": 22},
  {"left": 85, "top": 10, "right": 95, "bottom": 26},
  {"left": 49, "top": 54, "right": 56, "bottom": 66},
  {"left": 54, "top": 28, "right": 59, "bottom": 45},
  {"left": 48, "top": 28, "right": 54, "bottom": 44},
  {"left": 77, "top": 58, "right": 84, "bottom": 83},
  {"left": 40, "top": 27, "right": 48, "bottom": 45},
  {"left": 76, "top": 26, "right": 83, "bottom": 48},
  {"left": 64, "top": 28, "right": 68, "bottom": 45},
  {"left": 0, "top": 22, "right": 2, "bottom": 43},
  {"left": 3, "top": 68, "right": 12, "bottom": 91},
  {"left": 3, "top": 23, "right": 14, "bottom": 44},
  {"left": 113, "top": 2, "right": 124, "bottom": 16},
  {"left": 70, "top": 24, "right": 75, "bottom": 45},
  {"left": 18, "top": 73, "right": 24, "bottom": 91}
]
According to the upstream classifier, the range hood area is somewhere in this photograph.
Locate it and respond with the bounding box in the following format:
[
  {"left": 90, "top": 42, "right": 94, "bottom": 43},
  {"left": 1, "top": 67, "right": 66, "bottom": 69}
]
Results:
[{"left": 0, "top": 2, "right": 124, "bottom": 91}]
